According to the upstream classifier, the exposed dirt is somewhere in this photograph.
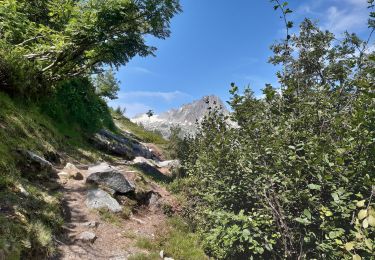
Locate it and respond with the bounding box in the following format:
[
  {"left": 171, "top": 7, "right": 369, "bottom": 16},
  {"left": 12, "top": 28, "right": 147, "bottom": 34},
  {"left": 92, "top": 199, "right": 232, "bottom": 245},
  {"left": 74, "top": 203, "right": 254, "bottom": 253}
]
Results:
[{"left": 53, "top": 163, "right": 178, "bottom": 260}]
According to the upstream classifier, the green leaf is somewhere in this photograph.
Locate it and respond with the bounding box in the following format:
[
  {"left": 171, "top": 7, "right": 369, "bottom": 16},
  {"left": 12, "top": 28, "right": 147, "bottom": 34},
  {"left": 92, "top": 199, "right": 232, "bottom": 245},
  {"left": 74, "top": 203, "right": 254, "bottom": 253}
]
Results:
[
  {"left": 353, "top": 254, "right": 361, "bottom": 260},
  {"left": 284, "top": 8, "right": 293, "bottom": 14},
  {"left": 368, "top": 215, "right": 375, "bottom": 227},
  {"left": 331, "top": 193, "right": 339, "bottom": 202},
  {"left": 303, "top": 209, "right": 312, "bottom": 220},
  {"left": 325, "top": 210, "right": 333, "bottom": 217},
  {"left": 365, "top": 239, "right": 373, "bottom": 250},
  {"left": 295, "top": 217, "right": 309, "bottom": 225},
  {"left": 362, "top": 218, "right": 369, "bottom": 228},
  {"left": 242, "top": 229, "right": 250, "bottom": 240},
  {"left": 345, "top": 242, "right": 355, "bottom": 251},
  {"left": 329, "top": 231, "right": 339, "bottom": 239},
  {"left": 356, "top": 200, "right": 366, "bottom": 207},
  {"left": 358, "top": 209, "right": 368, "bottom": 220},
  {"left": 308, "top": 184, "right": 321, "bottom": 190}
]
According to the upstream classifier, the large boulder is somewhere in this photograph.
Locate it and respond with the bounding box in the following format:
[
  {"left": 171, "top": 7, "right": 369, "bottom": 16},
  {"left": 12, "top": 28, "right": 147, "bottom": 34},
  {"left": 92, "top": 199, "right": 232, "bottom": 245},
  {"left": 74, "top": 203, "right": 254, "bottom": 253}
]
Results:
[
  {"left": 19, "top": 150, "right": 53, "bottom": 171},
  {"left": 90, "top": 132, "right": 135, "bottom": 160},
  {"left": 92, "top": 129, "right": 155, "bottom": 160},
  {"left": 85, "top": 188, "right": 122, "bottom": 213},
  {"left": 87, "top": 163, "right": 134, "bottom": 194},
  {"left": 17, "top": 150, "right": 58, "bottom": 179}
]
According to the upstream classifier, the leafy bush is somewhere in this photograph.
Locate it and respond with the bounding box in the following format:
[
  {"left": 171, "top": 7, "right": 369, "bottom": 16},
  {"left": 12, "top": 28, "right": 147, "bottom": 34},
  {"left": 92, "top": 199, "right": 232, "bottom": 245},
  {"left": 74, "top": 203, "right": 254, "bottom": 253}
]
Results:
[
  {"left": 42, "top": 78, "right": 115, "bottom": 133},
  {"left": 176, "top": 17, "right": 375, "bottom": 259}
]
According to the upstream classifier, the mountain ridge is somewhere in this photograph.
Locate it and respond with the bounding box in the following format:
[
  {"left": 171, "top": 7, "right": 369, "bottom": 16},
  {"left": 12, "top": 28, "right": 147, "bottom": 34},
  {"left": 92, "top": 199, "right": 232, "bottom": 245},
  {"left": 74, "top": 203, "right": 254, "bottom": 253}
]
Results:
[{"left": 131, "top": 95, "right": 229, "bottom": 138}]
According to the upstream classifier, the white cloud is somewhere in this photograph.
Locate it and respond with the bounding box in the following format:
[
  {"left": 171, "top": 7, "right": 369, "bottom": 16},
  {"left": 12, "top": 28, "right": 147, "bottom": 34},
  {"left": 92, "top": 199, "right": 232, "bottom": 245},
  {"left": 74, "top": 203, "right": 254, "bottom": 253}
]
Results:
[
  {"left": 323, "top": 5, "right": 368, "bottom": 35},
  {"left": 109, "top": 90, "right": 192, "bottom": 118},
  {"left": 296, "top": 0, "right": 370, "bottom": 36},
  {"left": 117, "top": 90, "right": 191, "bottom": 102},
  {"left": 126, "top": 66, "right": 155, "bottom": 75}
]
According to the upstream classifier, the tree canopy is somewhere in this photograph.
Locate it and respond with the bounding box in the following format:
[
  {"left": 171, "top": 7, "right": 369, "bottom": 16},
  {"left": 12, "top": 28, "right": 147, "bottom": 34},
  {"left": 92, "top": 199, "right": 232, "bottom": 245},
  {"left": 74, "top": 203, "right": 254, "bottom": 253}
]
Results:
[
  {"left": 94, "top": 69, "right": 120, "bottom": 100},
  {"left": 0, "top": 0, "right": 181, "bottom": 87}
]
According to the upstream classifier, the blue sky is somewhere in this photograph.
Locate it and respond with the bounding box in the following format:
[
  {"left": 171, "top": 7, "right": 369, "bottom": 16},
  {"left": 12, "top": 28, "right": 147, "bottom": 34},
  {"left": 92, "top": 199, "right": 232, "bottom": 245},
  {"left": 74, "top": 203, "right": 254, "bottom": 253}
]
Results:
[{"left": 109, "top": 0, "right": 373, "bottom": 117}]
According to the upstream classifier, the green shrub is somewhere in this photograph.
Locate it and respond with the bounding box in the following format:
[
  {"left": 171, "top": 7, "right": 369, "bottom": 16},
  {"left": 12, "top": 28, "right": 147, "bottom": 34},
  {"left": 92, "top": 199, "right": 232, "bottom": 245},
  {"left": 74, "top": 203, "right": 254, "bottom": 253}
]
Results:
[
  {"left": 176, "top": 19, "right": 375, "bottom": 259},
  {"left": 42, "top": 78, "right": 115, "bottom": 133}
]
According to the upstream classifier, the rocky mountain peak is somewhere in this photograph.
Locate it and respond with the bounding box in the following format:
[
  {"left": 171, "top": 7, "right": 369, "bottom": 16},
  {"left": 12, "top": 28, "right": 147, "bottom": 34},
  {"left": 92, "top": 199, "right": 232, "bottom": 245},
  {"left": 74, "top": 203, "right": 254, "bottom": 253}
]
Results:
[{"left": 131, "top": 95, "right": 229, "bottom": 138}]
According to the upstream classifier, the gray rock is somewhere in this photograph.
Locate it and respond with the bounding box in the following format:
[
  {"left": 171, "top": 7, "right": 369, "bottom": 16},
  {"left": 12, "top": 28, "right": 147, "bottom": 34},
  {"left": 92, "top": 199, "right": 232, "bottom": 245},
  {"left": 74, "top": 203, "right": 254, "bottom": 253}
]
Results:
[
  {"left": 147, "top": 192, "right": 161, "bottom": 206},
  {"left": 17, "top": 184, "right": 29, "bottom": 196},
  {"left": 90, "top": 132, "right": 135, "bottom": 160},
  {"left": 78, "top": 231, "right": 96, "bottom": 243},
  {"left": 19, "top": 150, "right": 54, "bottom": 172},
  {"left": 87, "top": 162, "right": 114, "bottom": 175},
  {"left": 132, "top": 157, "right": 157, "bottom": 167},
  {"left": 87, "top": 164, "right": 134, "bottom": 194},
  {"left": 94, "top": 129, "right": 155, "bottom": 159},
  {"left": 85, "top": 188, "right": 122, "bottom": 213},
  {"left": 155, "top": 160, "right": 180, "bottom": 169}
]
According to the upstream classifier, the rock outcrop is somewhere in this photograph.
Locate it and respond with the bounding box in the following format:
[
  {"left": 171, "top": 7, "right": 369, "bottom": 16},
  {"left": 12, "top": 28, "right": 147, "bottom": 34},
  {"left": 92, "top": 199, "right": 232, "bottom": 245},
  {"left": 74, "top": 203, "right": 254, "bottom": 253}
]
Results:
[
  {"left": 86, "top": 163, "right": 134, "bottom": 194},
  {"left": 90, "top": 129, "right": 156, "bottom": 160},
  {"left": 85, "top": 188, "right": 122, "bottom": 213},
  {"left": 18, "top": 150, "right": 54, "bottom": 171}
]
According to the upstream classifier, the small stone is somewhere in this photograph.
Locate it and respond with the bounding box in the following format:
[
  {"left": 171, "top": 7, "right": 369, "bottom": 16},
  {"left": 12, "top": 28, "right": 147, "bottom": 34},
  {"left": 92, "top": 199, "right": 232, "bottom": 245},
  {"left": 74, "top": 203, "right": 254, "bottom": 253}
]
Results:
[
  {"left": 58, "top": 172, "right": 69, "bottom": 179},
  {"left": 131, "top": 217, "right": 145, "bottom": 225},
  {"left": 164, "top": 258, "right": 174, "bottom": 260},
  {"left": 17, "top": 184, "right": 29, "bottom": 196},
  {"left": 61, "top": 163, "right": 84, "bottom": 180},
  {"left": 147, "top": 192, "right": 161, "bottom": 206},
  {"left": 78, "top": 231, "right": 96, "bottom": 243},
  {"left": 81, "top": 221, "right": 99, "bottom": 228}
]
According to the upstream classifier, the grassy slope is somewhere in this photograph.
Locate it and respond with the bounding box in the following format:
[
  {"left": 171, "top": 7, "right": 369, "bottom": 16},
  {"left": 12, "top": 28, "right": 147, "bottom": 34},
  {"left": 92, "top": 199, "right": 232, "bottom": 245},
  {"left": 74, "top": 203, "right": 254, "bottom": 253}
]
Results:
[
  {"left": 0, "top": 92, "right": 205, "bottom": 259},
  {"left": 112, "top": 113, "right": 167, "bottom": 145},
  {"left": 0, "top": 92, "right": 105, "bottom": 258}
]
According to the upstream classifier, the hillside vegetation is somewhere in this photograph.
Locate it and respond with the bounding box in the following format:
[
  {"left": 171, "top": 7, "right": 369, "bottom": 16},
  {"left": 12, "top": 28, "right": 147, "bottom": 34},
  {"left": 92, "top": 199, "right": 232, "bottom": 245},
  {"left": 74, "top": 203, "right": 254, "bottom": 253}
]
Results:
[
  {"left": 0, "top": 0, "right": 182, "bottom": 258},
  {"left": 0, "top": 0, "right": 374, "bottom": 259},
  {"left": 0, "top": 90, "right": 107, "bottom": 258},
  {"left": 171, "top": 3, "right": 375, "bottom": 260}
]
